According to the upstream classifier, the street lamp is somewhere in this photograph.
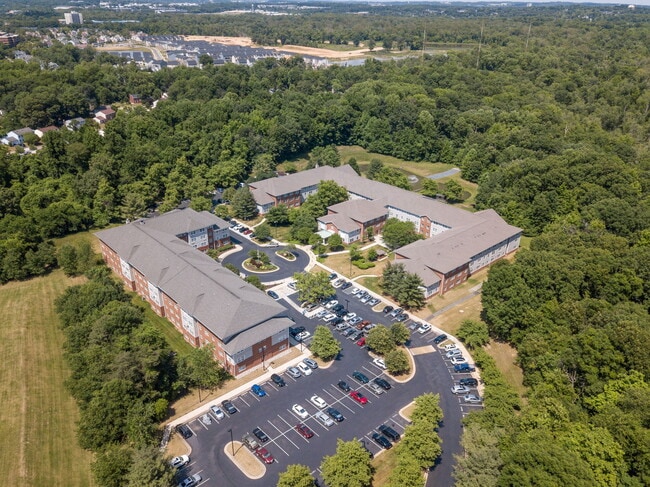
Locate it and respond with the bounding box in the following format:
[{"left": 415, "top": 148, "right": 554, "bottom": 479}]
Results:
[
  {"left": 228, "top": 428, "right": 234, "bottom": 455},
  {"left": 261, "top": 345, "right": 267, "bottom": 370},
  {"left": 345, "top": 298, "right": 349, "bottom": 312}
]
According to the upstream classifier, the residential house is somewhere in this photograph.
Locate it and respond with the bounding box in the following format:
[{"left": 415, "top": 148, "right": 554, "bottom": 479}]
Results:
[
  {"left": 34, "top": 126, "right": 58, "bottom": 138},
  {"left": 1, "top": 127, "right": 34, "bottom": 146},
  {"left": 93, "top": 107, "right": 116, "bottom": 124},
  {"left": 64, "top": 117, "right": 86, "bottom": 131}
]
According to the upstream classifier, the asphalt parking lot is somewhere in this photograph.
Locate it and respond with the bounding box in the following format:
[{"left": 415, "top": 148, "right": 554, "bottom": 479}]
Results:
[{"left": 176, "top": 279, "right": 481, "bottom": 487}]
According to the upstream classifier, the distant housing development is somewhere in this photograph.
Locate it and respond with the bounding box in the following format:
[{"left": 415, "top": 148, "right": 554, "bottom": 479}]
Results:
[
  {"left": 96, "top": 208, "right": 293, "bottom": 377},
  {"left": 249, "top": 165, "right": 522, "bottom": 297}
]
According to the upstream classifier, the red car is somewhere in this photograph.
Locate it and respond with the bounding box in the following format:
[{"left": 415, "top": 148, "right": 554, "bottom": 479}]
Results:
[
  {"left": 350, "top": 391, "right": 368, "bottom": 404},
  {"left": 356, "top": 336, "right": 366, "bottom": 347},
  {"left": 255, "top": 447, "right": 275, "bottom": 464},
  {"left": 295, "top": 423, "right": 314, "bottom": 439}
]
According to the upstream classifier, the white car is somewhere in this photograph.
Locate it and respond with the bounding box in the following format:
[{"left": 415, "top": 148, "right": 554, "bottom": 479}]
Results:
[
  {"left": 210, "top": 405, "right": 225, "bottom": 420},
  {"left": 451, "top": 356, "right": 467, "bottom": 365},
  {"left": 325, "top": 300, "right": 339, "bottom": 309},
  {"left": 292, "top": 404, "right": 309, "bottom": 419},
  {"left": 295, "top": 331, "right": 311, "bottom": 342},
  {"left": 373, "top": 357, "right": 387, "bottom": 369},
  {"left": 315, "top": 410, "right": 335, "bottom": 427},
  {"left": 323, "top": 313, "right": 337, "bottom": 322},
  {"left": 442, "top": 343, "right": 458, "bottom": 351},
  {"left": 178, "top": 474, "right": 202, "bottom": 487},
  {"left": 351, "top": 287, "right": 361, "bottom": 295},
  {"left": 314, "top": 309, "right": 328, "bottom": 319},
  {"left": 446, "top": 349, "right": 463, "bottom": 358},
  {"left": 169, "top": 455, "right": 190, "bottom": 469},
  {"left": 343, "top": 312, "right": 357, "bottom": 322},
  {"left": 297, "top": 362, "right": 312, "bottom": 376},
  {"left": 451, "top": 384, "right": 470, "bottom": 395},
  {"left": 201, "top": 413, "right": 212, "bottom": 425},
  {"left": 417, "top": 323, "right": 431, "bottom": 334},
  {"left": 310, "top": 395, "right": 328, "bottom": 408}
]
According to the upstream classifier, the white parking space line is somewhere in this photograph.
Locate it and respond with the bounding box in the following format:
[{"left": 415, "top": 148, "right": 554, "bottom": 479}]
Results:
[
  {"left": 238, "top": 395, "right": 250, "bottom": 407},
  {"left": 276, "top": 415, "right": 302, "bottom": 449},
  {"left": 193, "top": 418, "right": 209, "bottom": 431}
]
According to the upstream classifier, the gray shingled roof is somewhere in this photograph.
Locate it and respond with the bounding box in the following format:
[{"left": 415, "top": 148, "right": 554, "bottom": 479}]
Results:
[
  {"left": 396, "top": 209, "right": 522, "bottom": 275},
  {"left": 327, "top": 198, "right": 387, "bottom": 224},
  {"left": 397, "top": 258, "right": 441, "bottom": 287},
  {"left": 138, "top": 208, "right": 228, "bottom": 235},
  {"left": 317, "top": 213, "right": 359, "bottom": 233},
  {"left": 95, "top": 222, "right": 292, "bottom": 353}
]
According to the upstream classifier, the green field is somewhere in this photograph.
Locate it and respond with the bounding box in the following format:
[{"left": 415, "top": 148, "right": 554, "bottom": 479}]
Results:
[{"left": 0, "top": 270, "right": 95, "bottom": 487}]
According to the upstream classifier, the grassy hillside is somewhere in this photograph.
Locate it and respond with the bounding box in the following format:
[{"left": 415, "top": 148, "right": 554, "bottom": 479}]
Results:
[{"left": 0, "top": 270, "right": 95, "bottom": 487}]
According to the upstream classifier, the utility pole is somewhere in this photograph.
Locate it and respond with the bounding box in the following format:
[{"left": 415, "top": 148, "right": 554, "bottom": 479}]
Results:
[{"left": 476, "top": 22, "right": 484, "bottom": 69}]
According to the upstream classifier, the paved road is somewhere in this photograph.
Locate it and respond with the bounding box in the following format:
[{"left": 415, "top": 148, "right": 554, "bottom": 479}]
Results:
[
  {"left": 221, "top": 230, "right": 310, "bottom": 283},
  {"left": 427, "top": 168, "right": 460, "bottom": 180},
  {"left": 176, "top": 284, "right": 478, "bottom": 487}
]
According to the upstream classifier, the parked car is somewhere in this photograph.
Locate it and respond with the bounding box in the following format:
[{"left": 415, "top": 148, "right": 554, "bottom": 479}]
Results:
[
  {"left": 286, "top": 366, "right": 301, "bottom": 379},
  {"left": 382, "top": 305, "right": 394, "bottom": 314},
  {"left": 221, "top": 400, "right": 237, "bottom": 415},
  {"left": 459, "top": 377, "right": 479, "bottom": 387},
  {"left": 433, "top": 333, "right": 448, "bottom": 344},
  {"left": 176, "top": 424, "right": 193, "bottom": 439},
  {"left": 333, "top": 278, "right": 345, "bottom": 287},
  {"left": 178, "top": 474, "right": 202, "bottom": 487},
  {"left": 446, "top": 349, "right": 463, "bottom": 358},
  {"left": 417, "top": 323, "right": 432, "bottom": 334},
  {"left": 442, "top": 343, "right": 458, "bottom": 351},
  {"left": 342, "top": 327, "right": 356, "bottom": 337},
  {"left": 371, "top": 432, "right": 392, "bottom": 449},
  {"left": 255, "top": 447, "right": 275, "bottom": 464},
  {"left": 373, "top": 377, "right": 392, "bottom": 390},
  {"left": 373, "top": 357, "right": 387, "bottom": 369},
  {"left": 169, "top": 455, "right": 189, "bottom": 469},
  {"left": 210, "top": 405, "right": 225, "bottom": 420},
  {"left": 295, "top": 423, "right": 315, "bottom": 439},
  {"left": 310, "top": 395, "right": 328, "bottom": 409},
  {"left": 349, "top": 316, "right": 363, "bottom": 326},
  {"left": 289, "top": 326, "right": 305, "bottom": 338},
  {"left": 324, "top": 300, "right": 338, "bottom": 309},
  {"left": 350, "top": 391, "right": 368, "bottom": 404},
  {"left": 271, "top": 373, "right": 286, "bottom": 387},
  {"left": 252, "top": 427, "right": 270, "bottom": 443},
  {"left": 341, "top": 281, "right": 352, "bottom": 290},
  {"left": 201, "top": 413, "right": 212, "bottom": 425},
  {"left": 315, "top": 411, "right": 335, "bottom": 427},
  {"left": 343, "top": 312, "right": 357, "bottom": 322},
  {"left": 368, "top": 298, "right": 380, "bottom": 306},
  {"left": 370, "top": 383, "right": 385, "bottom": 395},
  {"left": 337, "top": 380, "right": 351, "bottom": 392},
  {"left": 360, "top": 294, "right": 371, "bottom": 304},
  {"left": 288, "top": 281, "right": 297, "bottom": 290},
  {"left": 356, "top": 336, "right": 366, "bottom": 347},
  {"left": 333, "top": 304, "right": 345, "bottom": 312},
  {"left": 352, "top": 371, "right": 369, "bottom": 384},
  {"left": 327, "top": 407, "right": 344, "bottom": 422},
  {"left": 303, "top": 357, "right": 319, "bottom": 369},
  {"left": 328, "top": 273, "right": 338, "bottom": 280},
  {"left": 292, "top": 404, "right": 309, "bottom": 419},
  {"left": 349, "top": 331, "right": 363, "bottom": 341},
  {"left": 297, "top": 362, "right": 312, "bottom": 376},
  {"left": 463, "top": 394, "right": 482, "bottom": 404},
  {"left": 454, "top": 363, "right": 476, "bottom": 373},
  {"left": 251, "top": 384, "right": 267, "bottom": 397},
  {"left": 451, "top": 356, "right": 467, "bottom": 365},
  {"left": 351, "top": 287, "right": 361, "bottom": 295},
  {"left": 451, "top": 384, "right": 470, "bottom": 395},
  {"left": 395, "top": 313, "right": 408, "bottom": 322},
  {"left": 242, "top": 432, "right": 261, "bottom": 451},
  {"left": 314, "top": 309, "right": 328, "bottom": 319},
  {"left": 335, "top": 322, "right": 349, "bottom": 331},
  {"left": 295, "top": 331, "right": 311, "bottom": 342},
  {"left": 388, "top": 307, "right": 403, "bottom": 317},
  {"left": 267, "top": 290, "right": 280, "bottom": 300},
  {"left": 378, "top": 424, "right": 401, "bottom": 442}
]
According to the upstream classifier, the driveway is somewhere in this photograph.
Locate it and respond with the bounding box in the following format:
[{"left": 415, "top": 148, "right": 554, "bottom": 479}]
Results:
[
  {"left": 221, "top": 230, "right": 310, "bottom": 283},
  {"left": 176, "top": 283, "right": 478, "bottom": 487}
]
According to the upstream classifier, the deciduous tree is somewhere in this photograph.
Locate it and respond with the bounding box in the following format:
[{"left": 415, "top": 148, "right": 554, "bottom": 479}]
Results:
[
  {"left": 310, "top": 325, "right": 341, "bottom": 361},
  {"left": 366, "top": 325, "right": 395, "bottom": 356},
  {"left": 277, "top": 464, "right": 316, "bottom": 487},
  {"left": 385, "top": 348, "right": 410, "bottom": 375},
  {"left": 320, "top": 439, "right": 373, "bottom": 487}
]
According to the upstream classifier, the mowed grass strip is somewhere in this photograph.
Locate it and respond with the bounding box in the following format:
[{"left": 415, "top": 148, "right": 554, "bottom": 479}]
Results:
[{"left": 0, "top": 270, "right": 94, "bottom": 487}]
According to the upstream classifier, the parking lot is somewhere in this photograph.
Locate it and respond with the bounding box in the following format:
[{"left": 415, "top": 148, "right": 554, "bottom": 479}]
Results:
[{"left": 176, "top": 276, "right": 480, "bottom": 487}]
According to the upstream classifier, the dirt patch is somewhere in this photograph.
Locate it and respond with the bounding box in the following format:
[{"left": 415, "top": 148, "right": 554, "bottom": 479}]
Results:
[
  {"left": 166, "top": 433, "right": 191, "bottom": 458},
  {"left": 183, "top": 35, "right": 255, "bottom": 46},
  {"left": 223, "top": 441, "right": 265, "bottom": 479},
  {"left": 399, "top": 402, "right": 416, "bottom": 422},
  {"left": 410, "top": 345, "right": 435, "bottom": 356},
  {"left": 275, "top": 44, "right": 379, "bottom": 59}
]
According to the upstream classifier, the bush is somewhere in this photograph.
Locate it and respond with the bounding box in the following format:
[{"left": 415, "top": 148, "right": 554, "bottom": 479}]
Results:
[{"left": 352, "top": 259, "right": 375, "bottom": 270}]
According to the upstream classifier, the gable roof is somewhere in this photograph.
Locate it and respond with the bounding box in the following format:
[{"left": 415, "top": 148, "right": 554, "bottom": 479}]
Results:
[
  {"left": 138, "top": 208, "right": 228, "bottom": 235},
  {"left": 327, "top": 198, "right": 387, "bottom": 224},
  {"left": 96, "top": 219, "right": 292, "bottom": 354}
]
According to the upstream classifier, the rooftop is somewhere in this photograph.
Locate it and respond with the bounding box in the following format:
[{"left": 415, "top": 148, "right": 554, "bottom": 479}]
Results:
[{"left": 137, "top": 207, "right": 229, "bottom": 236}]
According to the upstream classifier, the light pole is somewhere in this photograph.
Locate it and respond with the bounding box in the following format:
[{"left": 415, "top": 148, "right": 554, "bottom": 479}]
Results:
[
  {"left": 345, "top": 298, "right": 349, "bottom": 312},
  {"left": 228, "top": 428, "right": 234, "bottom": 455},
  {"left": 261, "top": 345, "right": 267, "bottom": 370}
]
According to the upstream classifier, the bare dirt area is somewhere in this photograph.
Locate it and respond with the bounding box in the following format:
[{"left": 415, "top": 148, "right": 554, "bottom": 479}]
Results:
[
  {"left": 275, "top": 44, "right": 379, "bottom": 59},
  {"left": 183, "top": 35, "right": 255, "bottom": 46}
]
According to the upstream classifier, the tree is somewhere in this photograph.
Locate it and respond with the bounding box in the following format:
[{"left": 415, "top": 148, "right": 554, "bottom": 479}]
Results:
[
  {"left": 231, "top": 187, "right": 258, "bottom": 220},
  {"left": 320, "top": 439, "right": 373, "bottom": 487},
  {"left": 277, "top": 464, "right": 316, "bottom": 487},
  {"left": 375, "top": 167, "right": 410, "bottom": 189},
  {"left": 125, "top": 446, "right": 175, "bottom": 487},
  {"left": 294, "top": 271, "right": 334, "bottom": 304},
  {"left": 367, "top": 159, "right": 384, "bottom": 179},
  {"left": 390, "top": 322, "right": 411, "bottom": 345},
  {"left": 301, "top": 180, "right": 348, "bottom": 218},
  {"left": 385, "top": 348, "right": 410, "bottom": 375},
  {"left": 266, "top": 204, "right": 290, "bottom": 226},
  {"left": 328, "top": 233, "right": 343, "bottom": 251},
  {"left": 457, "top": 320, "right": 490, "bottom": 349},
  {"left": 453, "top": 423, "right": 502, "bottom": 487},
  {"left": 367, "top": 247, "right": 378, "bottom": 261},
  {"left": 395, "top": 273, "right": 425, "bottom": 311},
  {"left": 441, "top": 179, "right": 464, "bottom": 202},
  {"left": 245, "top": 275, "right": 264, "bottom": 290},
  {"left": 310, "top": 325, "right": 341, "bottom": 361},
  {"left": 386, "top": 453, "right": 425, "bottom": 487},
  {"left": 57, "top": 244, "right": 79, "bottom": 276},
  {"left": 381, "top": 218, "right": 422, "bottom": 249},
  {"left": 366, "top": 325, "right": 395, "bottom": 356},
  {"left": 177, "top": 345, "right": 226, "bottom": 402},
  {"left": 308, "top": 145, "right": 340, "bottom": 168},
  {"left": 214, "top": 204, "right": 231, "bottom": 220},
  {"left": 92, "top": 445, "right": 133, "bottom": 487},
  {"left": 347, "top": 157, "right": 360, "bottom": 175},
  {"left": 255, "top": 222, "right": 271, "bottom": 241},
  {"left": 248, "top": 249, "right": 271, "bottom": 267},
  {"left": 411, "top": 393, "right": 444, "bottom": 425},
  {"left": 397, "top": 420, "right": 442, "bottom": 469}
]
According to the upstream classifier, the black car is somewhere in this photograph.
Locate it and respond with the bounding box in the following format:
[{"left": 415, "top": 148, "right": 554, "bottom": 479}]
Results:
[
  {"left": 267, "top": 290, "right": 279, "bottom": 300},
  {"left": 329, "top": 273, "right": 338, "bottom": 280},
  {"left": 459, "top": 377, "right": 479, "bottom": 387},
  {"left": 382, "top": 305, "right": 394, "bottom": 314},
  {"left": 337, "top": 380, "right": 351, "bottom": 392},
  {"left": 333, "top": 304, "right": 345, "bottom": 312},
  {"left": 373, "top": 377, "right": 392, "bottom": 390},
  {"left": 352, "top": 371, "right": 369, "bottom": 384},
  {"left": 271, "top": 373, "right": 286, "bottom": 387},
  {"left": 378, "top": 424, "right": 401, "bottom": 442},
  {"left": 341, "top": 282, "right": 352, "bottom": 290},
  {"left": 252, "top": 427, "right": 270, "bottom": 443},
  {"left": 326, "top": 407, "right": 344, "bottom": 422},
  {"left": 433, "top": 333, "right": 448, "bottom": 344},
  {"left": 289, "top": 326, "right": 306, "bottom": 338},
  {"left": 221, "top": 400, "right": 237, "bottom": 415},
  {"left": 332, "top": 317, "right": 344, "bottom": 326},
  {"left": 372, "top": 432, "right": 392, "bottom": 449},
  {"left": 176, "top": 424, "right": 193, "bottom": 439}
]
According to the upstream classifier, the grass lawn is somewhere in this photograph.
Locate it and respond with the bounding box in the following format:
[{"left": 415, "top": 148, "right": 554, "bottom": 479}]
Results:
[{"left": 0, "top": 270, "right": 95, "bottom": 487}]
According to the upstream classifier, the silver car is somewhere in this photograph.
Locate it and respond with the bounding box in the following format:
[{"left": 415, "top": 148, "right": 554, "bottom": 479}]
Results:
[{"left": 286, "top": 366, "right": 301, "bottom": 379}]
